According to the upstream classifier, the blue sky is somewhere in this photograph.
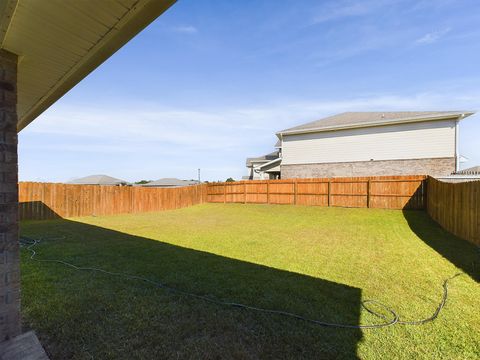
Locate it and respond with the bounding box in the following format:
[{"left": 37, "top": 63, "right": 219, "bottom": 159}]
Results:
[{"left": 19, "top": 0, "right": 480, "bottom": 182}]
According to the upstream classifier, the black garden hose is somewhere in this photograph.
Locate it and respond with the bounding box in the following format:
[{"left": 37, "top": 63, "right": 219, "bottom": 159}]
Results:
[{"left": 20, "top": 236, "right": 465, "bottom": 330}]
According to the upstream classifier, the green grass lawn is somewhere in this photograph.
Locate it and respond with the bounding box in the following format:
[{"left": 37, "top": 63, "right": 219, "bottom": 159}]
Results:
[{"left": 20, "top": 204, "right": 479, "bottom": 359}]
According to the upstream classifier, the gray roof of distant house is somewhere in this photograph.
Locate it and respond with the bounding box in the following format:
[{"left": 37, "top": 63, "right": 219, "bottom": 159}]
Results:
[
  {"left": 457, "top": 166, "right": 480, "bottom": 174},
  {"left": 141, "top": 178, "right": 200, "bottom": 187},
  {"left": 68, "top": 174, "right": 128, "bottom": 185},
  {"left": 246, "top": 150, "right": 280, "bottom": 167},
  {"left": 277, "top": 111, "right": 475, "bottom": 136}
]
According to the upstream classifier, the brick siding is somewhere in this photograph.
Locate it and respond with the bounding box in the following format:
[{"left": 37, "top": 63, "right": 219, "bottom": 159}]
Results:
[
  {"left": 281, "top": 157, "right": 455, "bottom": 179},
  {"left": 0, "top": 49, "right": 20, "bottom": 341}
]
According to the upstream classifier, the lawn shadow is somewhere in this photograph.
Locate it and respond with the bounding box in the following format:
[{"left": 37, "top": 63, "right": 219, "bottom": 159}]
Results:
[
  {"left": 403, "top": 210, "right": 479, "bottom": 282},
  {"left": 19, "top": 200, "right": 62, "bottom": 221},
  {"left": 20, "top": 215, "right": 364, "bottom": 359}
]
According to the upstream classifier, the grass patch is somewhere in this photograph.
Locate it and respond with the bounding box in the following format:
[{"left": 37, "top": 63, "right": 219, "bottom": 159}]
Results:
[{"left": 20, "top": 204, "right": 479, "bottom": 359}]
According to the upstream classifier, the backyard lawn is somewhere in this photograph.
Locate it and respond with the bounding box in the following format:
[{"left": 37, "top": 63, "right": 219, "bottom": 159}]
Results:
[{"left": 20, "top": 204, "right": 479, "bottom": 359}]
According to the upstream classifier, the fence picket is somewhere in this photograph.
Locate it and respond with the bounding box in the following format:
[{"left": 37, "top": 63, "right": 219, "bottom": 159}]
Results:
[
  {"left": 19, "top": 183, "right": 208, "bottom": 220},
  {"left": 207, "top": 175, "right": 427, "bottom": 210},
  {"left": 427, "top": 177, "right": 479, "bottom": 245},
  {"left": 19, "top": 176, "right": 479, "bottom": 245}
]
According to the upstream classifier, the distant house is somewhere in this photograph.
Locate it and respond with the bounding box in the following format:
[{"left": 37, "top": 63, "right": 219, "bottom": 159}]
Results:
[
  {"left": 245, "top": 149, "right": 281, "bottom": 180},
  {"left": 436, "top": 165, "right": 480, "bottom": 182},
  {"left": 456, "top": 165, "right": 480, "bottom": 175},
  {"left": 68, "top": 174, "right": 128, "bottom": 186},
  {"left": 140, "top": 178, "right": 200, "bottom": 188},
  {"left": 246, "top": 111, "right": 475, "bottom": 179}
]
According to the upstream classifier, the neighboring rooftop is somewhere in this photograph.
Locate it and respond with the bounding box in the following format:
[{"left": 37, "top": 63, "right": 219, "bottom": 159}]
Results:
[
  {"left": 246, "top": 150, "right": 280, "bottom": 167},
  {"left": 277, "top": 111, "right": 475, "bottom": 136},
  {"left": 456, "top": 166, "right": 480, "bottom": 175},
  {"left": 141, "top": 178, "right": 200, "bottom": 187},
  {"left": 68, "top": 175, "right": 128, "bottom": 186}
]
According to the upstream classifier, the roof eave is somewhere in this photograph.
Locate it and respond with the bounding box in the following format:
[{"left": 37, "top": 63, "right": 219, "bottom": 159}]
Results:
[
  {"left": 256, "top": 157, "right": 281, "bottom": 170},
  {"left": 0, "top": 0, "right": 17, "bottom": 46},
  {"left": 276, "top": 112, "right": 475, "bottom": 137},
  {"left": 15, "top": 0, "right": 177, "bottom": 131}
]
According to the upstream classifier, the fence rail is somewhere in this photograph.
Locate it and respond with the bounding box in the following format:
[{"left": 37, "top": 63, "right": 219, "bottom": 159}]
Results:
[
  {"left": 19, "top": 182, "right": 208, "bottom": 220},
  {"left": 427, "top": 177, "right": 480, "bottom": 245},
  {"left": 207, "top": 175, "right": 427, "bottom": 210}
]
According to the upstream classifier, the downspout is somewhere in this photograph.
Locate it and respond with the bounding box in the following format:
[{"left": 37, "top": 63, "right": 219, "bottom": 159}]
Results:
[
  {"left": 279, "top": 133, "right": 283, "bottom": 179},
  {"left": 455, "top": 115, "right": 464, "bottom": 173}
]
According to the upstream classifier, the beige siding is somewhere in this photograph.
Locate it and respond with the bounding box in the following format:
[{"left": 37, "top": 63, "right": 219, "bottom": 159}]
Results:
[{"left": 282, "top": 120, "right": 456, "bottom": 165}]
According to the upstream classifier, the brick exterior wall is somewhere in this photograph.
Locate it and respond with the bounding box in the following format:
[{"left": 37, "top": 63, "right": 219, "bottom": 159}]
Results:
[
  {"left": 281, "top": 157, "right": 455, "bottom": 179},
  {"left": 0, "top": 50, "right": 20, "bottom": 341}
]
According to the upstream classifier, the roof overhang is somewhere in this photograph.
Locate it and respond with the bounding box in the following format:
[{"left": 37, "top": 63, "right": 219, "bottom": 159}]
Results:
[
  {"left": 256, "top": 157, "right": 281, "bottom": 170},
  {"left": 276, "top": 111, "right": 475, "bottom": 137},
  {"left": 0, "top": 0, "right": 176, "bottom": 131},
  {"left": 246, "top": 159, "right": 270, "bottom": 167}
]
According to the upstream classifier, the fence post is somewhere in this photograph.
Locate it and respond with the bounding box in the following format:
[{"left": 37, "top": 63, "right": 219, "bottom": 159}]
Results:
[
  {"left": 244, "top": 182, "right": 247, "bottom": 204},
  {"left": 294, "top": 180, "right": 297, "bottom": 205},
  {"left": 130, "top": 186, "right": 134, "bottom": 213},
  {"left": 367, "top": 179, "right": 371, "bottom": 208},
  {"left": 327, "top": 180, "right": 331, "bottom": 207},
  {"left": 223, "top": 183, "right": 226, "bottom": 203},
  {"left": 64, "top": 183, "right": 68, "bottom": 218},
  {"left": 423, "top": 177, "right": 428, "bottom": 210},
  {"left": 267, "top": 181, "right": 270, "bottom": 204}
]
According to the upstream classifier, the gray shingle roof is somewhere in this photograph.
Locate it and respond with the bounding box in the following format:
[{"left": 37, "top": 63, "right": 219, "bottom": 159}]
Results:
[
  {"left": 246, "top": 150, "right": 280, "bottom": 167},
  {"left": 68, "top": 174, "right": 128, "bottom": 185},
  {"left": 141, "top": 178, "right": 200, "bottom": 187},
  {"left": 457, "top": 166, "right": 480, "bottom": 174},
  {"left": 278, "top": 111, "right": 474, "bottom": 135}
]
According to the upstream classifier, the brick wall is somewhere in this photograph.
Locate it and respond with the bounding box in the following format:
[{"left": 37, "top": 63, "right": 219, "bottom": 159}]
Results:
[
  {"left": 281, "top": 157, "right": 455, "bottom": 179},
  {"left": 0, "top": 50, "right": 20, "bottom": 341}
]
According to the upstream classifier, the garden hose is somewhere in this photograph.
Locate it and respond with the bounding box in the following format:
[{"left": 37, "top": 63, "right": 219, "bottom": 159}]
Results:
[{"left": 20, "top": 236, "right": 465, "bottom": 330}]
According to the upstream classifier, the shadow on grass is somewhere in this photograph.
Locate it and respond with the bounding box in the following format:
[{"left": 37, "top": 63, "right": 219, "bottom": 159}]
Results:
[
  {"left": 403, "top": 210, "right": 479, "bottom": 282},
  {"left": 19, "top": 201, "right": 61, "bottom": 221},
  {"left": 20, "top": 217, "right": 363, "bottom": 359}
]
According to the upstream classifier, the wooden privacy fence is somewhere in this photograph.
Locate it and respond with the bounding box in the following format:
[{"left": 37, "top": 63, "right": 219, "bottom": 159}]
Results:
[
  {"left": 19, "top": 175, "right": 427, "bottom": 221},
  {"left": 207, "top": 175, "right": 427, "bottom": 210},
  {"left": 427, "top": 177, "right": 480, "bottom": 245},
  {"left": 19, "top": 176, "right": 479, "bottom": 246},
  {"left": 19, "top": 182, "right": 208, "bottom": 220}
]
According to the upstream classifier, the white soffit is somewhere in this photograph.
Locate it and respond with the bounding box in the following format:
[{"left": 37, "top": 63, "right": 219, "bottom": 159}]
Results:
[{"left": 0, "top": 0, "right": 176, "bottom": 131}]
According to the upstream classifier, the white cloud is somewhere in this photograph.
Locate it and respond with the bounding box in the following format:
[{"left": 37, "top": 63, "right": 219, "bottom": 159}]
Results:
[
  {"left": 21, "top": 105, "right": 270, "bottom": 155},
  {"left": 312, "top": 0, "right": 391, "bottom": 24},
  {"left": 23, "top": 89, "right": 479, "bottom": 148},
  {"left": 415, "top": 27, "right": 451, "bottom": 44},
  {"left": 19, "top": 89, "right": 480, "bottom": 182},
  {"left": 171, "top": 25, "right": 198, "bottom": 34}
]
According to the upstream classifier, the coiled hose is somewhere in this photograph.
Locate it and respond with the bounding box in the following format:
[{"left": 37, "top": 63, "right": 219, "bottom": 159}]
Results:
[{"left": 20, "top": 236, "right": 465, "bottom": 330}]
